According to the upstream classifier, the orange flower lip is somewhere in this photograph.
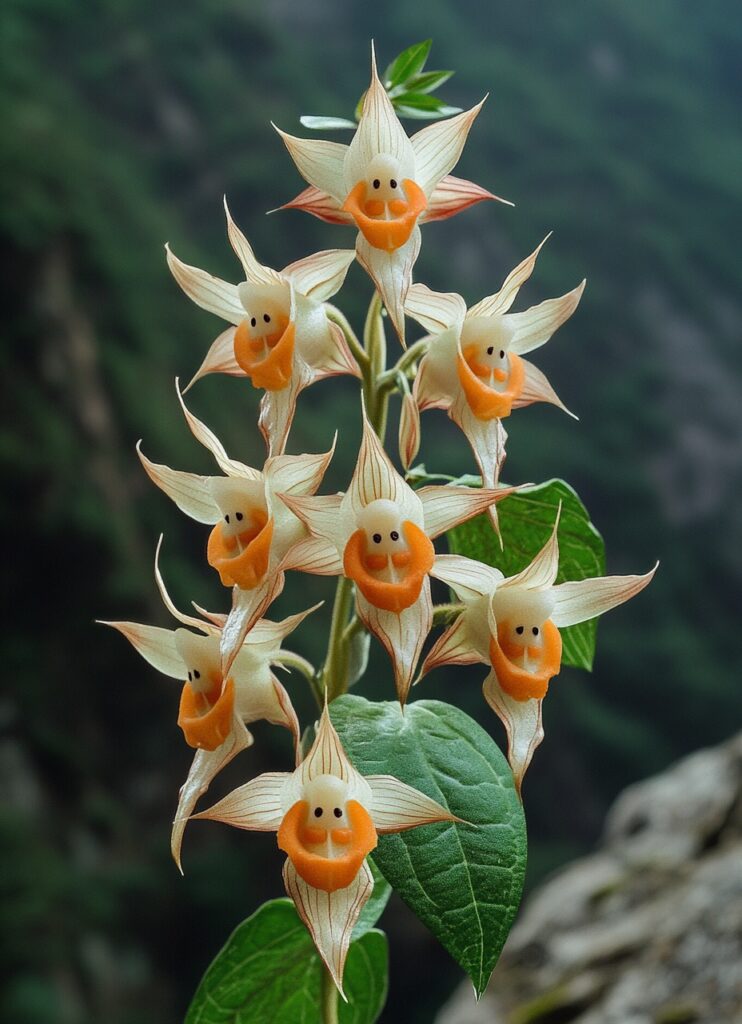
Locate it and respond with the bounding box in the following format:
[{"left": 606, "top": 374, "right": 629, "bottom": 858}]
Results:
[
  {"left": 343, "top": 520, "right": 435, "bottom": 613},
  {"left": 342, "top": 178, "right": 427, "bottom": 252},
  {"left": 207, "top": 513, "right": 274, "bottom": 589},
  {"left": 488, "top": 619, "right": 562, "bottom": 701},
  {"left": 178, "top": 675, "right": 235, "bottom": 750},
  {"left": 277, "top": 798, "right": 377, "bottom": 893},
  {"left": 457, "top": 347, "right": 526, "bottom": 420},
  {"left": 233, "top": 317, "right": 295, "bottom": 391}
]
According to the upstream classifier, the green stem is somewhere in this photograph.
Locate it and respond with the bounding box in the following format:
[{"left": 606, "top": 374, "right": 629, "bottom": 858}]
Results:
[
  {"left": 377, "top": 335, "right": 430, "bottom": 390},
  {"left": 323, "top": 576, "right": 355, "bottom": 702},
  {"left": 433, "top": 602, "right": 465, "bottom": 626},
  {"left": 321, "top": 964, "right": 339, "bottom": 1024},
  {"left": 325, "top": 304, "right": 369, "bottom": 370},
  {"left": 273, "top": 650, "right": 321, "bottom": 704}
]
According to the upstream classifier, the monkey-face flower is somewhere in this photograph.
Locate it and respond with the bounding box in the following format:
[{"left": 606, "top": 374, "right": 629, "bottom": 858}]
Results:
[
  {"left": 401, "top": 238, "right": 585, "bottom": 517},
  {"left": 138, "top": 386, "right": 334, "bottom": 675},
  {"left": 275, "top": 47, "right": 505, "bottom": 345},
  {"left": 193, "top": 703, "right": 456, "bottom": 994},
  {"left": 425, "top": 516, "right": 656, "bottom": 791},
  {"left": 280, "top": 412, "right": 516, "bottom": 702},
  {"left": 101, "top": 546, "right": 318, "bottom": 868},
  {"left": 167, "top": 203, "right": 358, "bottom": 455}
]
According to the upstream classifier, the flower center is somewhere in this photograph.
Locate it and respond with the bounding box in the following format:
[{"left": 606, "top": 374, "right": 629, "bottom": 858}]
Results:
[
  {"left": 342, "top": 153, "right": 427, "bottom": 252},
  {"left": 206, "top": 478, "right": 273, "bottom": 589},
  {"left": 173, "top": 630, "right": 235, "bottom": 749},
  {"left": 457, "top": 317, "right": 525, "bottom": 420},
  {"left": 488, "top": 589, "right": 562, "bottom": 701},
  {"left": 234, "top": 291, "right": 295, "bottom": 391}
]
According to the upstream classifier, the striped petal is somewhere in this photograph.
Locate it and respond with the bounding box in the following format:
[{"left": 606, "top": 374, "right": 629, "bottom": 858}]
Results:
[
  {"left": 430, "top": 553, "right": 504, "bottom": 600},
  {"left": 346, "top": 411, "right": 421, "bottom": 526},
  {"left": 277, "top": 493, "right": 345, "bottom": 550},
  {"left": 99, "top": 621, "right": 184, "bottom": 679},
  {"left": 192, "top": 770, "right": 290, "bottom": 831},
  {"left": 220, "top": 574, "right": 286, "bottom": 677},
  {"left": 467, "top": 235, "right": 551, "bottom": 319},
  {"left": 137, "top": 444, "right": 219, "bottom": 524},
  {"left": 500, "top": 510, "right": 561, "bottom": 592},
  {"left": 257, "top": 371, "right": 309, "bottom": 458},
  {"left": 410, "top": 99, "right": 486, "bottom": 197},
  {"left": 366, "top": 775, "right": 456, "bottom": 832},
  {"left": 398, "top": 391, "right": 421, "bottom": 470},
  {"left": 184, "top": 326, "right": 244, "bottom": 392},
  {"left": 223, "top": 199, "right": 282, "bottom": 286},
  {"left": 405, "top": 283, "right": 466, "bottom": 334},
  {"left": 513, "top": 358, "right": 577, "bottom": 418},
  {"left": 280, "top": 534, "right": 344, "bottom": 575},
  {"left": 418, "top": 482, "right": 518, "bottom": 539},
  {"left": 355, "top": 227, "right": 421, "bottom": 346},
  {"left": 421, "top": 613, "right": 481, "bottom": 677},
  {"left": 551, "top": 565, "right": 657, "bottom": 628},
  {"left": 355, "top": 582, "right": 432, "bottom": 704},
  {"left": 482, "top": 671, "right": 543, "bottom": 797},
  {"left": 508, "top": 280, "right": 586, "bottom": 355},
  {"left": 165, "top": 244, "right": 244, "bottom": 325},
  {"left": 281, "top": 249, "right": 355, "bottom": 302},
  {"left": 266, "top": 441, "right": 336, "bottom": 499},
  {"left": 278, "top": 185, "right": 354, "bottom": 225},
  {"left": 273, "top": 126, "right": 348, "bottom": 202},
  {"left": 422, "top": 174, "right": 512, "bottom": 223}
]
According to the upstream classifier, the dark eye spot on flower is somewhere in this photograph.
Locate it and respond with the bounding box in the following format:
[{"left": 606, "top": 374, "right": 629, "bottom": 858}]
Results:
[
  {"left": 516, "top": 625, "right": 524, "bottom": 635},
  {"left": 333, "top": 807, "right": 342, "bottom": 818},
  {"left": 532, "top": 627, "right": 539, "bottom": 636},
  {"left": 188, "top": 671, "right": 192, "bottom": 681},
  {"left": 194, "top": 669, "right": 201, "bottom": 679},
  {"left": 314, "top": 807, "right": 323, "bottom": 818},
  {"left": 487, "top": 346, "right": 494, "bottom": 355},
  {"left": 250, "top": 317, "right": 256, "bottom": 328},
  {"left": 373, "top": 179, "right": 380, "bottom": 189},
  {"left": 390, "top": 178, "right": 397, "bottom": 189},
  {"left": 225, "top": 514, "right": 230, "bottom": 524},
  {"left": 264, "top": 313, "right": 271, "bottom": 323},
  {"left": 373, "top": 533, "right": 382, "bottom": 544},
  {"left": 500, "top": 350, "right": 505, "bottom": 359},
  {"left": 390, "top": 530, "right": 399, "bottom": 541},
  {"left": 236, "top": 512, "right": 244, "bottom": 521}
]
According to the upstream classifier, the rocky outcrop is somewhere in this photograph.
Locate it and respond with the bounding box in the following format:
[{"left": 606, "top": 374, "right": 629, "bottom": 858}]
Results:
[{"left": 438, "top": 734, "right": 742, "bottom": 1024}]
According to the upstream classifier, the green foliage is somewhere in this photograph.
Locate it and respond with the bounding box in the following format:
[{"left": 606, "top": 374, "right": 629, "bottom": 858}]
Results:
[
  {"left": 331, "top": 696, "right": 527, "bottom": 997},
  {"left": 448, "top": 479, "right": 606, "bottom": 670},
  {"left": 383, "top": 39, "right": 432, "bottom": 89},
  {"left": 352, "top": 858, "right": 391, "bottom": 940},
  {"left": 185, "top": 899, "right": 388, "bottom": 1024}
]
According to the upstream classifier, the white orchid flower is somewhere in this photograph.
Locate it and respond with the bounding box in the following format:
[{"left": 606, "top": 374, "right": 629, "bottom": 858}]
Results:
[
  {"left": 424, "top": 513, "right": 657, "bottom": 792},
  {"left": 279, "top": 411, "right": 517, "bottom": 702},
  {"left": 166, "top": 201, "right": 358, "bottom": 455},
  {"left": 402, "top": 237, "right": 586, "bottom": 525},
  {"left": 101, "top": 542, "right": 319, "bottom": 869},
  {"left": 138, "top": 384, "right": 334, "bottom": 676},
  {"left": 275, "top": 45, "right": 508, "bottom": 345},
  {"left": 193, "top": 702, "right": 457, "bottom": 994}
]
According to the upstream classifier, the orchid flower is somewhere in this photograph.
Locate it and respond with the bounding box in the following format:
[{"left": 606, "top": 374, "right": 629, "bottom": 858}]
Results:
[
  {"left": 275, "top": 45, "right": 508, "bottom": 345},
  {"left": 423, "top": 513, "right": 656, "bottom": 792},
  {"left": 101, "top": 542, "right": 318, "bottom": 869},
  {"left": 279, "top": 411, "right": 517, "bottom": 702},
  {"left": 166, "top": 202, "right": 358, "bottom": 455},
  {"left": 193, "top": 702, "right": 457, "bottom": 994},
  {"left": 401, "top": 237, "right": 585, "bottom": 526},
  {"left": 138, "top": 384, "right": 334, "bottom": 675}
]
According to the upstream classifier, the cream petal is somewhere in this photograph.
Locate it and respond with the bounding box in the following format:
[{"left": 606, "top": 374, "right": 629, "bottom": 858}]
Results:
[
  {"left": 551, "top": 564, "right": 657, "bottom": 628},
  {"left": 278, "top": 185, "right": 354, "bottom": 225},
  {"left": 420, "top": 613, "right": 481, "bottom": 677},
  {"left": 356, "top": 583, "right": 432, "bottom": 705},
  {"left": 283, "top": 858, "right": 373, "bottom": 998},
  {"left": 246, "top": 604, "right": 323, "bottom": 651},
  {"left": 467, "top": 234, "right": 552, "bottom": 319},
  {"left": 99, "top": 621, "right": 184, "bottom": 678},
  {"left": 223, "top": 198, "right": 282, "bottom": 286},
  {"left": 171, "top": 716, "right": 253, "bottom": 871},
  {"left": 165, "top": 244, "right": 244, "bottom": 325},
  {"left": 269, "top": 676, "right": 301, "bottom": 766},
  {"left": 193, "top": 769, "right": 289, "bottom": 830},
  {"left": 500, "top": 510, "right": 560, "bottom": 592},
  {"left": 311, "top": 320, "right": 361, "bottom": 380},
  {"left": 299, "top": 702, "right": 357, "bottom": 786},
  {"left": 137, "top": 444, "right": 219, "bottom": 524},
  {"left": 276, "top": 493, "right": 344, "bottom": 549},
  {"left": 448, "top": 392, "right": 509, "bottom": 534},
  {"left": 346, "top": 411, "right": 421, "bottom": 525},
  {"left": 414, "top": 348, "right": 453, "bottom": 412},
  {"left": 366, "top": 775, "right": 456, "bottom": 832},
  {"left": 154, "top": 536, "right": 214, "bottom": 632},
  {"left": 514, "top": 358, "right": 577, "bottom": 418},
  {"left": 183, "top": 326, "right": 245, "bottom": 392},
  {"left": 175, "top": 381, "right": 262, "bottom": 479},
  {"left": 430, "top": 553, "right": 503, "bottom": 601},
  {"left": 355, "top": 227, "right": 421, "bottom": 346},
  {"left": 404, "top": 283, "right": 467, "bottom": 334},
  {"left": 508, "top": 279, "right": 586, "bottom": 355},
  {"left": 410, "top": 99, "right": 486, "bottom": 197},
  {"left": 281, "top": 249, "right": 355, "bottom": 302},
  {"left": 482, "top": 671, "right": 543, "bottom": 797},
  {"left": 279, "top": 535, "right": 344, "bottom": 575},
  {"left": 273, "top": 125, "right": 348, "bottom": 202},
  {"left": 190, "top": 603, "right": 227, "bottom": 628},
  {"left": 398, "top": 391, "right": 421, "bottom": 470},
  {"left": 266, "top": 442, "right": 335, "bottom": 499},
  {"left": 220, "top": 575, "right": 286, "bottom": 677},
  {"left": 421, "top": 173, "right": 513, "bottom": 223},
  {"left": 418, "top": 482, "right": 517, "bottom": 539},
  {"left": 257, "top": 371, "right": 309, "bottom": 458}
]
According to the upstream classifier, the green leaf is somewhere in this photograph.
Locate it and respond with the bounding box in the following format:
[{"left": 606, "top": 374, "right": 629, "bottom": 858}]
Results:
[
  {"left": 406, "top": 70, "right": 454, "bottom": 94},
  {"left": 352, "top": 857, "right": 391, "bottom": 940},
  {"left": 448, "top": 479, "right": 606, "bottom": 670},
  {"left": 383, "top": 40, "right": 431, "bottom": 89},
  {"left": 186, "top": 898, "right": 388, "bottom": 1024},
  {"left": 393, "top": 93, "right": 463, "bottom": 119},
  {"left": 331, "top": 696, "right": 527, "bottom": 997},
  {"left": 300, "top": 115, "right": 357, "bottom": 130}
]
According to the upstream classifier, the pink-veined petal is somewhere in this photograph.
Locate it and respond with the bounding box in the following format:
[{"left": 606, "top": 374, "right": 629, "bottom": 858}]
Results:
[
  {"left": 165, "top": 244, "right": 244, "bottom": 325},
  {"left": 246, "top": 604, "right": 323, "bottom": 651},
  {"left": 223, "top": 198, "right": 282, "bottom": 286},
  {"left": 421, "top": 173, "right": 513, "bottom": 223},
  {"left": 418, "top": 482, "right": 518, "bottom": 538},
  {"left": 273, "top": 126, "right": 348, "bottom": 202},
  {"left": 430, "top": 553, "right": 503, "bottom": 601},
  {"left": 300, "top": 701, "right": 359, "bottom": 786},
  {"left": 99, "top": 621, "right": 184, "bottom": 678},
  {"left": 269, "top": 676, "right": 301, "bottom": 767},
  {"left": 356, "top": 583, "right": 432, "bottom": 705},
  {"left": 355, "top": 227, "right": 421, "bottom": 346},
  {"left": 467, "top": 234, "right": 552, "bottom": 319},
  {"left": 508, "top": 280, "right": 586, "bottom": 355},
  {"left": 405, "top": 283, "right": 467, "bottom": 334},
  {"left": 420, "top": 613, "right": 481, "bottom": 678},
  {"left": 183, "top": 326, "right": 245, "bottom": 393},
  {"left": 501, "top": 509, "right": 561, "bottom": 592},
  {"left": 279, "top": 534, "right": 344, "bottom": 575},
  {"left": 414, "top": 349, "right": 452, "bottom": 412},
  {"left": 399, "top": 391, "right": 421, "bottom": 470},
  {"left": 278, "top": 185, "right": 354, "bottom": 225},
  {"left": 551, "top": 564, "right": 657, "bottom": 628},
  {"left": 283, "top": 858, "right": 373, "bottom": 998},
  {"left": 137, "top": 443, "right": 219, "bottom": 524},
  {"left": 448, "top": 392, "right": 509, "bottom": 535},
  {"left": 266, "top": 441, "right": 336, "bottom": 498},
  {"left": 281, "top": 249, "right": 355, "bottom": 302},
  {"left": 312, "top": 320, "right": 361, "bottom": 380},
  {"left": 347, "top": 409, "right": 418, "bottom": 519},
  {"left": 513, "top": 358, "right": 577, "bottom": 418},
  {"left": 175, "top": 381, "right": 261, "bottom": 478},
  {"left": 171, "top": 716, "right": 253, "bottom": 871},
  {"left": 220, "top": 574, "right": 286, "bottom": 677},
  {"left": 277, "top": 493, "right": 344, "bottom": 549},
  {"left": 192, "top": 770, "right": 289, "bottom": 830},
  {"left": 482, "top": 671, "right": 543, "bottom": 797},
  {"left": 410, "top": 98, "right": 486, "bottom": 197},
  {"left": 154, "top": 536, "right": 214, "bottom": 632},
  {"left": 366, "top": 776, "right": 456, "bottom": 832},
  {"left": 257, "top": 371, "right": 309, "bottom": 458}
]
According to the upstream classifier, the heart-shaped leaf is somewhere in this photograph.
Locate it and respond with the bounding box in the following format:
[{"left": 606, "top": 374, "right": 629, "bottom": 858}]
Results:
[
  {"left": 331, "top": 696, "right": 527, "bottom": 997},
  {"left": 186, "top": 899, "right": 388, "bottom": 1024}
]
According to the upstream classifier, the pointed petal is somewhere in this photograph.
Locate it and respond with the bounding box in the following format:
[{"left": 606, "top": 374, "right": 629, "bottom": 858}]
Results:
[
  {"left": 171, "top": 717, "right": 253, "bottom": 871},
  {"left": 348, "top": 410, "right": 418, "bottom": 520},
  {"left": 278, "top": 185, "right": 354, "bottom": 225},
  {"left": 508, "top": 280, "right": 586, "bottom": 355},
  {"left": 193, "top": 770, "right": 289, "bottom": 830},
  {"left": 266, "top": 441, "right": 335, "bottom": 498},
  {"left": 414, "top": 348, "right": 453, "bottom": 412},
  {"left": 355, "top": 227, "right": 420, "bottom": 345},
  {"left": 513, "top": 357, "right": 576, "bottom": 418},
  {"left": 276, "top": 493, "right": 344, "bottom": 549},
  {"left": 220, "top": 574, "right": 286, "bottom": 677},
  {"left": 418, "top": 483, "right": 517, "bottom": 538},
  {"left": 184, "top": 326, "right": 245, "bottom": 392},
  {"left": 501, "top": 510, "right": 560, "bottom": 591},
  {"left": 551, "top": 564, "right": 657, "bottom": 628},
  {"left": 483, "top": 671, "right": 543, "bottom": 796},
  {"left": 422, "top": 174, "right": 513, "bottom": 223},
  {"left": 279, "top": 534, "right": 344, "bottom": 575},
  {"left": 256, "top": 372, "right": 308, "bottom": 458},
  {"left": 421, "top": 614, "right": 481, "bottom": 677},
  {"left": 273, "top": 126, "right": 348, "bottom": 202},
  {"left": 430, "top": 553, "right": 504, "bottom": 600},
  {"left": 281, "top": 249, "right": 355, "bottom": 302},
  {"left": 154, "top": 536, "right": 213, "bottom": 632},
  {"left": 165, "top": 244, "right": 244, "bottom": 325},
  {"left": 366, "top": 775, "right": 456, "bottom": 832},
  {"left": 223, "top": 198, "right": 282, "bottom": 286},
  {"left": 398, "top": 391, "right": 421, "bottom": 470},
  {"left": 448, "top": 392, "right": 508, "bottom": 534},
  {"left": 283, "top": 858, "right": 373, "bottom": 997},
  {"left": 356, "top": 583, "right": 432, "bottom": 704},
  {"left": 176, "top": 381, "right": 261, "bottom": 479},
  {"left": 405, "top": 283, "right": 466, "bottom": 333},
  {"left": 271, "top": 676, "right": 302, "bottom": 766},
  {"left": 312, "top": 320, "right": 361, "bottom": 380},
  {"left": 100, "top": 621, "right": 183, "bottom": 678},
  {"left": 301, "top": 702, "right": 356, "bottom": 784},
  {"left": 410, "top": 99, "right": 486, "bottom": 196},
  {"left": 137, "top": 443, "right": 219, "bottom": 524},
  {"left": 468, "top": 234, "right": 551, "bottom": 319},
  {"left": 247, "top": 603, "right": 323, "bottom": 650}
]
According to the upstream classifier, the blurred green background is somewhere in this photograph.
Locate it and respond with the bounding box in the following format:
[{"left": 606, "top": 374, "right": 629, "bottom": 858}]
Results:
[{"left": 2, "top": 1, "right": 741, "bottom": 1021}]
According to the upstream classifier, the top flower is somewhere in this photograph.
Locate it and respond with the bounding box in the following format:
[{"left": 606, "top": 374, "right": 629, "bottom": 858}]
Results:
[{"left": 275, "top": 45, "right": 508, "bottom": 345}]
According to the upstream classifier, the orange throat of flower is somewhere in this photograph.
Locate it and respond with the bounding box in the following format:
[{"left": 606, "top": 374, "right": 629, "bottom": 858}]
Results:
[
  {"left": 233, "top": 316, "right": 295, "bottom": 391},
  {"left": 342, "top": 178, "right": 427, "bottom": 252},
  {"left": 457, "top": 348, "right": 526, "bottom": 420},
  {"left": 277, "top": 798, "right": 377, "bottom": 892},
  {"left": 488, "top": 619, "right": 562, "bottom": 701},
  {"left": 207, "top": 512, "right": 273, "bottom": 589},
  {"left": 177, "top": 673, "right": 235, "bottom": 750},
  {"left": 343, "top": 520, "right": 435, "bottom": 613}
]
